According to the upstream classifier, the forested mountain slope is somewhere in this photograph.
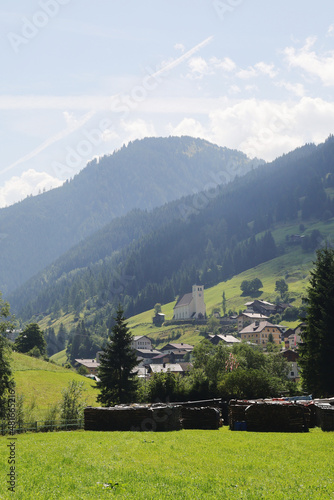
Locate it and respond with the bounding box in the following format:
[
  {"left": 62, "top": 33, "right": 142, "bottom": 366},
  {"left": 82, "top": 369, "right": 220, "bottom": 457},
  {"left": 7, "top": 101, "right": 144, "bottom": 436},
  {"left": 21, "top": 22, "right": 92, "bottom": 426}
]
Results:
[
  {"left": 0, "top": 136, "right": 259, "bottom": 295},
  {"left": 11, "top": 137, "right": 334, "bottom": 335}
]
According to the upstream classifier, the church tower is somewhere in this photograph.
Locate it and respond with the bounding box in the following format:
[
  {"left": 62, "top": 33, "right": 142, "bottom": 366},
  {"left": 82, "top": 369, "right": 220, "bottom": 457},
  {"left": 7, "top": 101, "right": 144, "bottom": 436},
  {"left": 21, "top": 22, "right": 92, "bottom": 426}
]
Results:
[{"left": 192, "top": 285, "right": 206, "bottom": 318}]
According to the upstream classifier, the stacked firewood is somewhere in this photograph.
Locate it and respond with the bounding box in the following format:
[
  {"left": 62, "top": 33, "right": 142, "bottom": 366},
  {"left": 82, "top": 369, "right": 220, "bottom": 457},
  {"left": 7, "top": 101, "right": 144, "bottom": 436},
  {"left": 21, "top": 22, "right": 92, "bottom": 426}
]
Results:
[
  {"left": 84, "top": 405, "right": 182, "bottom": 432},
  {"left": 181, "top": 407, "right": 221, "bottom": 430}
]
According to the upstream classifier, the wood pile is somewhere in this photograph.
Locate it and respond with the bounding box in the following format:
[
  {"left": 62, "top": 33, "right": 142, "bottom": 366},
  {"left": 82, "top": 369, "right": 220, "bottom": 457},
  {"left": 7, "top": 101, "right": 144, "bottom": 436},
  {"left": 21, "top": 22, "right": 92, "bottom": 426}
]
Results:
[
  {"left": 228, "top": 400, "right": 251, "bottom": 430},
  {"left": 245, "top": 402, "right": 308, "bottom": 432},
  {"left": 315, "top": 405, "right": 334, "bottom": 431},
  {"left": 181, "top": 407, "right": 221, "bottom": 430},
  {"left": 84, "top": 405, "right": 182, "bottom": 432},
  {"left": 229, "top": 400, "right": 310, "bottom": 432}
]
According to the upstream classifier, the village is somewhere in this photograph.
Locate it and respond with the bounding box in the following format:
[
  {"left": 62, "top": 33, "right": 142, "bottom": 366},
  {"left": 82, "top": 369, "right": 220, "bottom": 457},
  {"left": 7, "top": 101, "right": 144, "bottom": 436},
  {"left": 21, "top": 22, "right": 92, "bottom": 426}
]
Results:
[{"left": 75, "top": 284, "right": 303, "bottom": 384}]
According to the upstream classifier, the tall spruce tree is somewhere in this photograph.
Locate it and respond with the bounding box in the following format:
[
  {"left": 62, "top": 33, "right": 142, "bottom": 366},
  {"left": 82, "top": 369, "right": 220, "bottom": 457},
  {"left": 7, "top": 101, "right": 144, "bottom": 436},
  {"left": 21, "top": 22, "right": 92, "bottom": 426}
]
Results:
[
  {"left": 299, "top": 247, "right": 334, "bottom": 397},
  {"left": 97, "top": 306, "right": 138, "bottom": 406}
]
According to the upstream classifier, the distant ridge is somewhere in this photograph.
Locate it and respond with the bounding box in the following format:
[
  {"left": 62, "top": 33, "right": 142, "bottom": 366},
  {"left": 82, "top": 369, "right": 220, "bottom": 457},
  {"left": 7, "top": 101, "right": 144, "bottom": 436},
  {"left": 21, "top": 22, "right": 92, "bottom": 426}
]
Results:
[{"left": 0, "top": 136, "right": 261, "bottom": 295}]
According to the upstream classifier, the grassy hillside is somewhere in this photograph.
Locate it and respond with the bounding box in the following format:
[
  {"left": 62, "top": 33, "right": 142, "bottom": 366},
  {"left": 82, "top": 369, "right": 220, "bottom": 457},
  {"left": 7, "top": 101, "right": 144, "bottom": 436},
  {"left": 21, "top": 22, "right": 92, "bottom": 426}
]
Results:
[{"left": 12, "top": 352, "right": 99, "bottom": 416}]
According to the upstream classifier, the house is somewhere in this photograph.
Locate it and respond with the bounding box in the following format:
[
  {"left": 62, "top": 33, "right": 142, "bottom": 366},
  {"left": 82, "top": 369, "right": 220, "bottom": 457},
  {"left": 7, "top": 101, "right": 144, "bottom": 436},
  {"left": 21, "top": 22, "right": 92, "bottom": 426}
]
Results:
[
  {"left": 151, "top": 349, "right": 189, "bottom": 364},
  {"left": 244, "top": 299, "right": 276, "bottom": 316},
  {"left": 280, "top": 349, "right": 300, "bottom": 381},
  {"left": 146, "top": 362, "right": 193, "bottom": 376},
  {"left": 238, "top": 312, "right": 269, "bottom": 332},
  {"left": 135, "top": 348, "right": 161, "bottom": 366},
  {"left": 239, "top": 321, "right": 281, "bottom": 345},
  {"left": 160, "top": 342, "right": 194, "bottom": 354},
  {"left": 130, "top": 335, "right": 153, "bottom": 350},
  {"left": 75, "top": 358, "right": 100, "bottom": 375},
  {"left": 282, "top": 328, "right": 295, "bottom": 349},
  {"left": 209, "top": 334, "right": 241, "bottom": 346},
  {"left": 173, "top": 285, "right": 206, "bottom": 320}
]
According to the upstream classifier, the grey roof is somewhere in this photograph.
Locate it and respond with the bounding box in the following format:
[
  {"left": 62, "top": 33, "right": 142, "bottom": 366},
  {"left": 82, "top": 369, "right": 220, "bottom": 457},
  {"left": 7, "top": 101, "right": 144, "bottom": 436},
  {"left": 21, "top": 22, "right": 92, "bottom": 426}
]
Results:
[
  {"left": 75, "top": 359, "right": 99, "bottom": 368},
  {"left": 135, "top": 349, "right": 161, "bottom": 356},
  {"left": 174, "top": 292, "right": 193, "bottom": 308},
  {"left": 132, "top": 335, "right": 151, "bottom": 341},
  {"left": 241, "top": 312, "right": 269, "bottom": 320},
  {"left": 211, "top": 334, "right": 241, "bottom": 343},
  {"left": 160, "top": 343, "right": 194, "bottom": 351},
  {"left": 148, "top": 363, "right": 185, "bottom": 373},
  {"left": 240, "top": 321, "right": 279, "bottom": 334}
]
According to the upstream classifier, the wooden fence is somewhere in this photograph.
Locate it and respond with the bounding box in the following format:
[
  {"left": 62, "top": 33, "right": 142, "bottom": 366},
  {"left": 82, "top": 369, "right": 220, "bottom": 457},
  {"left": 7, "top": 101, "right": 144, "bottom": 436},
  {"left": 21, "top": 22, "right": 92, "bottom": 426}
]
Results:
[{"left": 0, "top": 418, "right": 84, "bottom": 435}]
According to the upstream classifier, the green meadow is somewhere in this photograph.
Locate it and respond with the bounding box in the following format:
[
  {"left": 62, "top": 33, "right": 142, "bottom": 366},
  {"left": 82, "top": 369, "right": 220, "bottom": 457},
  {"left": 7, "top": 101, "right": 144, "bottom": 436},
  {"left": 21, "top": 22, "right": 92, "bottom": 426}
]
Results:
[
  {"left": 0, "top": 427, "right": 333, "bottom": 499},
  {"left": 12, "top": 352, "right": 99, "bottom": 417}
]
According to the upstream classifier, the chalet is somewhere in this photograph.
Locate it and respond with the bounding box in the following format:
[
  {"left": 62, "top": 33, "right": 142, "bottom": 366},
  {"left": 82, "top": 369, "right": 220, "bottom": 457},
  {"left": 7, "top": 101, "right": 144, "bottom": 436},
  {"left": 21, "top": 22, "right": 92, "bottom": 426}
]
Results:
[
  {"left": 209, "top": 334, "right": 241, "bottom": 346},
  {"left": 135, "top": 348, "right": 161, "bottom": 366},
  {"left": 130, "top": 335, "right": 153, "bottom": 350},
  {"left": 160, "top": 342, "right": 194, "bottom": 354},
  {"left": 151, "top": 349, "right": 189, "bottom": 364},
  {"left": 239, "top": 321, "right": 281, "bottom": 346},
  {"left": 75, "top": 358, "right": 99, "bottom": 375},
  {"left": 173, "top": 285, "right": 206, "bottom": 320},
  {"left": 244, "top": 299, "right": 276, "bottom": 316},
  {"left": 238, "top": 312, "right": 269, "bottom": 332}
]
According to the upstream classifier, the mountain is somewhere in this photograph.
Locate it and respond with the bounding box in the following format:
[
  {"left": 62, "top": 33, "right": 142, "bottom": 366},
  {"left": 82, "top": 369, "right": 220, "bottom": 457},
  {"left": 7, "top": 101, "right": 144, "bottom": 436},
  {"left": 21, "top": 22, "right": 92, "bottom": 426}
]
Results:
[
  {"left": 10, "top": 136, "right": 334, "bottom": 339},
  {"left": 0, "top": 136, "right": 260, "bottom": 296}
]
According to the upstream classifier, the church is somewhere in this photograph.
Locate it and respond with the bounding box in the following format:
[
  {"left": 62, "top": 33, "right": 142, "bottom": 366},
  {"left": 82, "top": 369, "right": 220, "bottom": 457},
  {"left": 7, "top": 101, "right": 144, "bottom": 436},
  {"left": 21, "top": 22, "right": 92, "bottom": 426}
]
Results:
[{"left": 173, "top": 285, "right": 206, "bottom": 320}]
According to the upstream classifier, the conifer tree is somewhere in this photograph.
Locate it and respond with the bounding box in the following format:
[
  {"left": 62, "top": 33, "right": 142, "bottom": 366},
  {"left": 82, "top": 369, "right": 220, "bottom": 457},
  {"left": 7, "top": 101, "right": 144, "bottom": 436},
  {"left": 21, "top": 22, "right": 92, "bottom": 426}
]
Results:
[
  {"left": 299, "top": 247, "right": 334, "bottom": 397},
  {"left": 97, "top": 306, "right": 138, "bottom": 406}
]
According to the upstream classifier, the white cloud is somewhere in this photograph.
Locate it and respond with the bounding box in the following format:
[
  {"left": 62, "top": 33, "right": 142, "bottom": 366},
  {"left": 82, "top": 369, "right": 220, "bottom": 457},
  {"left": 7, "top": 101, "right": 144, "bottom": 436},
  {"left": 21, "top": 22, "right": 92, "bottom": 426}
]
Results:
[
  {"left": 0, "top": 169, "right": 63, "bottom": 208},
  {"left": 284, "top": 37, "right": 334, "bottom": 86},
  {"left": 208, "top": 97, "right": 334, "bottom": 161},
  {"left": 174, "top": 43, "right": 185, "bottom": 52},
  {"left": 236, "top": 67, "right": 258, "bottom": 79},
  {"left": 237, "top": 62, "right": 277, "bottom": 80},
  {"left": 121, "top": 119, "right": 156, "bottom": 142},
  {"left": 276, "top": 80, "right": 305, "bottom": 97},
  {"left": 187, "top": 56, "right": 211, "bottom": 79},
  {"left": 327, "top": 24, "right": 334, "bottom": 37},
  {"left": 210, "top": 56, "right": 236, "bottom": 72},
  {"left": 229, "top": 85, "right": 241, "bottom": 94},
  {"left": 254, "top": 62, "right": 278, "bottom": 78},
  {"left": 167, "top": 118, "right": 207, "bottom": 139}
]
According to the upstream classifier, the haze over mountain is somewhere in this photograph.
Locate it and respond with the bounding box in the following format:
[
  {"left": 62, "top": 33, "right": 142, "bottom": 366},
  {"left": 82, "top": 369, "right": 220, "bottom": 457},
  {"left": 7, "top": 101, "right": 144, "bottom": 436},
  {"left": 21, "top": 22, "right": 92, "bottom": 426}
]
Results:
[
  {"left": 10, "top": 136, "right": 334, "bottom": 335},
  {"left": 0, "top": 136, "right": 261, "bottom": 296}
]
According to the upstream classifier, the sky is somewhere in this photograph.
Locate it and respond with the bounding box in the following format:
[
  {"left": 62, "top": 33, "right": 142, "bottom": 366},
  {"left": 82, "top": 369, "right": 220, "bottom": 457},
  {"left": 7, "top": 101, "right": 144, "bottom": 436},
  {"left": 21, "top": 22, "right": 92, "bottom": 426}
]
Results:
[{"left": 1, "top": 0, "right": 334, "bottom": 207}]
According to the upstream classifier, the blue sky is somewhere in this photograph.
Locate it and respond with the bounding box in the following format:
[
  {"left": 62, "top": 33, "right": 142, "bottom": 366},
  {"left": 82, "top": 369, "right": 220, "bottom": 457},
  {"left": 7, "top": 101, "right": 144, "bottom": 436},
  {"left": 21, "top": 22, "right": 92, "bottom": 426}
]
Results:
[{"left": 1, "top": 0, "right": 334, "bottom": 206}]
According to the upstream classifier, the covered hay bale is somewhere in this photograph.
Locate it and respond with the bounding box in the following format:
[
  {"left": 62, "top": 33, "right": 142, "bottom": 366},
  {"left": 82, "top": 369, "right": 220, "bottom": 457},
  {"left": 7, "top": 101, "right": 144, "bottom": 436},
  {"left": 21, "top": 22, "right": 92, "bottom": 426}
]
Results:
[{"left": 181, "top": 407, "right": 221, "bottom": 430}]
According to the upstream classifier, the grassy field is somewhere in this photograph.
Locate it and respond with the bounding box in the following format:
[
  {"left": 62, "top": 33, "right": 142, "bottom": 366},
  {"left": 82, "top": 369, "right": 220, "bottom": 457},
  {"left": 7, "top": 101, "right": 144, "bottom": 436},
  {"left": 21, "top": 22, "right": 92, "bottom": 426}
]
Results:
[
  {"left": 0, "top": 427, "right": 333, "bottom": 499},
  {"left": 12, "top": 352, "right": 99, "bottom": 417}
]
